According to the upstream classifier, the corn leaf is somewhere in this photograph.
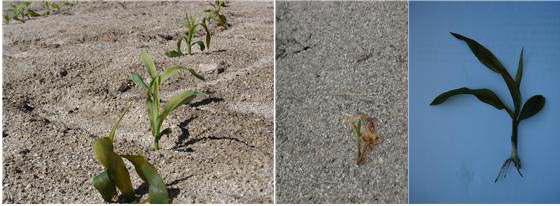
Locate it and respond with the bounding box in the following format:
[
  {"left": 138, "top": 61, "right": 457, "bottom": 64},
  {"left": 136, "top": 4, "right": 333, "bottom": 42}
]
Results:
[
  {"left": 161, "top": 66, "right": 205, "bottom": 83},
  {"left": 122, "top": 155, "right": 170, "bottom": 204},
  {"left": 201, "top": 18, "right": 211, "bottom": 49},
  {"left": 164, "top": 50, "right": 182, "bottom": 58},
  {"left": 108, "top": 103, "right": 131, "bottom": 142},
  {"left": 92, "top": 171, "right": 117, "bottom": 202},
  {"left": 431, "top": 87, "right": 508, "bottom": 111},
  {"left": 27, "top": 9, "right": 41, "bottom": 17},
  {"left": 193, "top": 40, "right": 205, "bottom": 52},
  {"left": 157, "top": 90, "right": 203, "bottom": 128},
  {"left": 450, "top": 32, "right": 506, "bottom": 74},
  {"left": 519, "top": 95, "right": 545, "bottom": 121},
  {"left": 130, "top": 73, "right": 148, "bottom": 91},
  {"left": 140, "top": 52, "right": 157, "bottom": 79},
  {"left": 515, "top": 48, "right": 524, "bottom": 87},
  {"left": 450, "top": 32, "right": 521, "bottom": 111},
  {"left": 93, "top": 137, "right": 135, "bottom": 198},
  {"left": 146, "top": 94, "right": 159, "bottom": 138},
  {"left": 155, "top": 128, "right": 172, "bottom": 145}
]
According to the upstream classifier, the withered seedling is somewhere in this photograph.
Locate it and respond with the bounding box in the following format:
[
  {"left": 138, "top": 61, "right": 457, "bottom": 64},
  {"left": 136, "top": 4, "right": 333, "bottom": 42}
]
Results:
[{"left": 348, "top": 115, "right": 381, "bottom": 165}]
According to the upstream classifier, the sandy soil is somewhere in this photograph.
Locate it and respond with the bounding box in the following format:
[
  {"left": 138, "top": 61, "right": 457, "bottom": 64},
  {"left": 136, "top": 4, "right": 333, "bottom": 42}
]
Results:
[
  {"left": 2, "top": 1, "right": 273, "bottom": 203},
  {"left": 275, "top": 1, "right": 408, "bottom": 203}
]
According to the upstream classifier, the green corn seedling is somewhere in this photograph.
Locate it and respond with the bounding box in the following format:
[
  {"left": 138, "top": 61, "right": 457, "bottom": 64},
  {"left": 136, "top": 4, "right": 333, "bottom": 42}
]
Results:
[
  {"left": 42, "top": 1, "right": 61, "bottom": 15},
  {"left": 430, "top": 32, "right": 546, "bottom": 182},
  {"left": 165, "top": 15, "right": 211, "bottom": 57},
  {"left": 204, "top": 0, "right": 230, "bottom": 30},
  {"left": 3, "top": 1, "right": 41, "bottom": 23},
  {"left": 130, "top": 52, "right": 205, "bottom": 150},
  {"left": 92, "top": 104, "right": 169, "bottom": 203}
]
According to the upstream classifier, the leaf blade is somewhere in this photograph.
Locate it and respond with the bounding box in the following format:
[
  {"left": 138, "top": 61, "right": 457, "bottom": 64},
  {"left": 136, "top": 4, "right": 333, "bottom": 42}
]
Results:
[
  {"left": 140, "top": 52, "right": 157, "bottom": 79},
  {"left": 160, "top": 66, "right": 205, "bottom": 83},
  {"left": 130, "top": 73, "right": 148, "bottom": 91},
  {"left": 515, "top": 48, "right": 524, "bottom": 88},
  {"left": 519, "top": 95, "right": 545, "bottom": 121},
  {"left": 92, "top": 137, "right": 135, "bottom": 198},
  {"left": 430, "top": 87, "right": 508, "bottom": 111},
  {"left": 450, "top": 32, "right": 506, "bottom": 74},
  {"left": 122, "top": 155, "right": 169, "bottom": 204},
  {"left": 157, "top": 90, "right": 203, "bottom": 128},
  {"left": 92, "top": 171, "right": 117, "bottom": 202}
]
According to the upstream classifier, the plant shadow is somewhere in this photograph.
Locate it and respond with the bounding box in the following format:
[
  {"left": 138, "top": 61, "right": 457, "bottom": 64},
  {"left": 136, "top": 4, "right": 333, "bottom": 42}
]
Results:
[
  {"left": 189, "top": 97, "right": 224, "bottom": 108},
  {"left": 115, "top": 175, "right": 193, "bottom": 203}
]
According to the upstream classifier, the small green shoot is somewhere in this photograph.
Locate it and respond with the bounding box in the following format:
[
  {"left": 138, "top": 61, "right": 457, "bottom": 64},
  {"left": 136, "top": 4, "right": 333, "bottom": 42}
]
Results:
[
  {"left": 3, "top": 1, "right": 41, "bottom": 23},
  {"left": 430, "top": 32, "right": 546, "bottom": 182},
  {"left": 42, "top": 1, "right": 62, "bottom": 15},
  {"left": 130, "top": 52, "right": 205, "bottom": 150},
  {"left": 204, "top": 0, "right": 230, "bottom": 30},
  {"left": 165, "top": 15, "right": 212, "bottom": 57},
  {"left": 92, "top": 103, "right": 169, "bottom": 203}
]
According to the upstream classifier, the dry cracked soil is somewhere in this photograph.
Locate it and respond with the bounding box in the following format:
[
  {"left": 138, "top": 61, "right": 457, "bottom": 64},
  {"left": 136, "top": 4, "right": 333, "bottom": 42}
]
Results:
[{"left": 2, "top": 1, "right": 273, "bottom": 203}]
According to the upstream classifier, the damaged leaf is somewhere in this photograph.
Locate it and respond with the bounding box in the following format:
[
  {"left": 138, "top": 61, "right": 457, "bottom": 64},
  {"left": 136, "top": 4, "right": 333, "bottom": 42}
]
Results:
[{"left": 348, "top": 115, "right": 380, "bottom": 165}]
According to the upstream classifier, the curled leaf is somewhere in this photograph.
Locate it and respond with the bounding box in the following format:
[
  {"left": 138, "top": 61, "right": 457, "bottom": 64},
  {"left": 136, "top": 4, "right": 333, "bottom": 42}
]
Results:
[
  {"left": 122, "top": 155, "right": 169, "bottom": 204},
  {"left": 192, "top": 40, "right": 206, "bottom": 52},
  {"left": 93, "top": 171, "right": 117, "bottom": 202},
  {"left": 348, "top": 115, "right": 380, "bottom": 165},
  {"left": 519, "top": 95, "right": 545, "bottom": 121}
]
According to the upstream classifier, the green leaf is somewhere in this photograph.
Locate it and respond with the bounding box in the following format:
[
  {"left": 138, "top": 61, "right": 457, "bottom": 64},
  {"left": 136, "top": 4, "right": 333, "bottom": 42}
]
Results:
[
  {"left": 130, "top": 73, "right": 148, "bottom": 91},
  {"left": 157, "top": 90, "right": 203, "bottom": 128},
  {"left": 160, "top": 66, "right": 205, "bottom": 83},
  {"left": 122, "top": 155, "right": 169, "bottom": 204},
  {"left": 108, "top": 103, "right": 131, "bottom": 142},
  {"left": 164, "top": 50, "right": 182, "bottom": 58},
  {"left": 146, "top": 92, "right": 160, "bottom": 138},
  {"left": 450, "top": 32, "right": 521, "bottom": 113},
  {"left": 193, "top": 40, "right": 205, "bottom": 52},
  {"left": 93, "top": 171, "right": 117, "bottom": 202},
  {"left": 155, "top": 128, "right": 172, "bottom": 146},
  {"left": 176, "top": 36, "right": 183, "bottom": 54},
  {"left": 140, "top": 52, "right": 157, "bottom": 79},
  {"left": 450, "top": 32, "right": 506, "bottom": 74},
  {"left": 92, "top": 137, "right": 135, "bottom": 198},
  {"left": 27, "top": 9, "right": 41, "bottom": 17},
  {"left": 200, "top": 18, "right": 211, "bottom": 49},
  {"left": 515, "top": 48, "right": 524, "bottom": 87},
  {"left": 519, "top": 95, "right": 545, "bottom": 121},
  {"left": 430, "top": 87, "right": 509, "bottom": 111}
]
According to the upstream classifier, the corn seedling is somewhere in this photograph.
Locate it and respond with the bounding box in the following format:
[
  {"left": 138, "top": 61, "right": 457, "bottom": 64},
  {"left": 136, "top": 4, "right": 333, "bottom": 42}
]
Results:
[
  {"left": 92, "top": 104, "right": 169, "bottom": 203},
  {"left": 430, "top": 32, "right": 546, "bottom": 182},
  {"left": 3, "top": 1, "right": 41, "bottom": 23},
  {"left": 204, "top": 0, "right": 230, "bottom": 30},
  {"left": 164, "top": 15, "right": 211, "bottom": 57},
  {"left": 348, "top": 115, "right": 380, "bottom": 165},
  {"left": 130, "top": 52, "right": 205, "bottom": 150}
]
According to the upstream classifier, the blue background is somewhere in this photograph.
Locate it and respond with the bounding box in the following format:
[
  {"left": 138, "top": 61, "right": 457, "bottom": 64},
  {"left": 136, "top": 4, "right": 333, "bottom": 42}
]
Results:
[{"left": 409, "top": 1, "right": 560, "bottom": 203}]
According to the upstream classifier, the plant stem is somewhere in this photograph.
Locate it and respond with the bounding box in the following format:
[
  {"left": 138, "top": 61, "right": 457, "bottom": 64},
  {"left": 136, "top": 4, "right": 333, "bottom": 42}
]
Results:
[{"left": 154, "top": 141, "right": 160, "bottom": 150}]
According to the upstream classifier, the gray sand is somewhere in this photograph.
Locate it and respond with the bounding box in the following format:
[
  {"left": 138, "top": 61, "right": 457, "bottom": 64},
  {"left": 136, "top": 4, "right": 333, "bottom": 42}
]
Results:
[{"left": 275, "top": 1, "right": 408, "bottom": 203}]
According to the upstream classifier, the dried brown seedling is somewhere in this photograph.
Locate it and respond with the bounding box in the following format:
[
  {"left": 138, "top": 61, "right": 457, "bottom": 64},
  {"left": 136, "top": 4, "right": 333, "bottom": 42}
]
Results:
[{"left": 348, "top": 115, "right": 381, "bottom": 165}]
